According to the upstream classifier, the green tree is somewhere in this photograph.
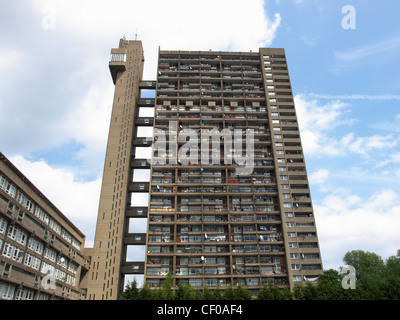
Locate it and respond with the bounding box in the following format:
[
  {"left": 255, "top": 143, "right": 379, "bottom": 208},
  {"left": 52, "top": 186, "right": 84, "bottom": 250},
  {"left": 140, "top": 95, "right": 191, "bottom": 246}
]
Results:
[
  {"left": 120, "top": 279, "right": 140, "bottom": 300},
  {"left": 343, "top": 250, "right": 385, "bottom": 285},
  {"left": 202, "top": 287, "right": 213, "bottom": 300},
  {"left": 223, "top": 285, "right": 236, "bottom": 300},
  {"left": 234, "top": 285, "right": 252, "bottom": 300},
  {"left": 175, "top": 283, "right": 196, "bottom": 300},
  {"left": 212, "top": 286, "right": 224, "bottom": 300},
  {"left": 161, "top": 270, "right": 175, "bottom": 300},
  {"left": 316, "top": 269, "right": 345, "bottom": 300},
  {"left": 138, "top": 283, "right": 154, "bottom": 300},
  {"left": 257, "top": 284, "right": 291, "bottom": 300}
]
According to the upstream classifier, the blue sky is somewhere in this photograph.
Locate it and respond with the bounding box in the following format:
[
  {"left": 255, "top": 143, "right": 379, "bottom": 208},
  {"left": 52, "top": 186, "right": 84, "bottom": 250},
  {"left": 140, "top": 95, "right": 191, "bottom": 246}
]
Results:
[{"left": 1, "top": 0, "right": 399, "bottom": 273}]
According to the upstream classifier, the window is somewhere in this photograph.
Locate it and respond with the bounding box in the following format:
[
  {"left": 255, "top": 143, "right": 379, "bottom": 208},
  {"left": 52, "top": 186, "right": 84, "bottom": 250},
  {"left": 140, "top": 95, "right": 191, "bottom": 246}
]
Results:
[
  {"left": 16, "top": 192, "right": 34, "bottom": 212},
  {"left": 49, "top": 219, "right": 61, "bottom": 235},
  {"left": 2, "top": 242, "right": 13, "bottom": 259},
  {"left": 40, "top": 261, "right": 55, "bottom": 275},
  {"left": 0, "top": 175, "right": 6, "bottom": 189},
  {"left": 0, "top": 217, "right": 7, "bottom": 235},
  {"left": 287, "top": 232, "right": 296, "bottom": 238},
  {"left": 15, "top": 288, "right": 34, "bottom": 300},
  {"left": 293, "top": 275, "right": 302, "bottom": 282},
  {"left": 44, "top": 247, "right": 57, "bottom": 262},
  {"left": 110, "top": 53, "right": 127, "bottom": 62},
  {"left": 7, "top": 226, "right": 27, "bottom": 245},
  {"left": 0, "top": 283, "right": 15, "bottom": 300},
  {"left": 24, "top": 253, "right": 41, "bottom": 270},
  {"left": 283, "top": 202, "right": 292, "bottom": 208},
  {"left": 5, "top": 182, "right": 16, "bottom": 197},
  {"left": 286, "top": 222, "right": 295, "bottom": 228},
  {"left": 28, "top": 237, "right": 44, "bottom": 255},
  {"left": 291, "top": 264, "right": 300, "bottom": 270},
  {"left": 61, "top": 229, "right": 72, "bottom": 243},
  {"left": 35, "top": 207, "right": 49, "bottom": 224},
  {"left": 68, "top": 262, "right": 78, "bottom": 274},
  {"left": 66, "top": 275, "right": 75, "bottom": 286},
  {"left": 290, "top": 253, "right": 299, "bottom": 259},
  {"left": 3, "top": 242, "right": 24, "bottom": 262}
]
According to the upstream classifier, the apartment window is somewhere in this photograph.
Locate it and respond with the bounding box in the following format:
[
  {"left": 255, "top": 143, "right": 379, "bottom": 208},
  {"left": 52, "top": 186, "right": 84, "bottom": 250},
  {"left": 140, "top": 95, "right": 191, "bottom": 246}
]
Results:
[
  {"left": 35, "top": 207, "right": 49, "bottom": 225},
  {"left": 0, "top": 283, "right": 15, "bottom": 300},
  {"left": 49, "top": 219, "right": 61, "bottom": 235},
  {"left": 287, "top": 232, "right": 296, "bottom": 238},
  {"left": 40, "top": 261, "right": 55, "bottom": 275},
  {"left": 286, "top": 222, "right": 294, "bottom": 228},
  {"left": 0, "top": 175, "right": 6, "bottom": 189},
  {"left": 27, "top": 237, "right": 44, "bottom": 255},
  {"left": 283, "top": 202, "right": 291, "bottom": 208},
  {"left": 0, "top": 217, "right": 7, "bottom": 235},
  {"left": 24, "top": 253, "right": 41, "bottom": 270},
  {"left": 61, "top": 229, "right": 72, "bottom": 243},
  {"left": 293, "top": 275, "right": 302, "bottom": 282},
  {"left": 291, "top": 264, "right": 300, "bottom": 270},
  {"left": 3, "top": 242, "right": 24, "bottom": 262},
  {"left": 7, "top": 226, "right": 27, "bottom": 245},
  {"left": 44, "top": 247, "right": 57, "bottom": 262},
  {"left": 15, "top": 288, "right": 34, "bottom": 300},
  {"left": 5, "top": 182, "right": 16, "bottom": 197}
]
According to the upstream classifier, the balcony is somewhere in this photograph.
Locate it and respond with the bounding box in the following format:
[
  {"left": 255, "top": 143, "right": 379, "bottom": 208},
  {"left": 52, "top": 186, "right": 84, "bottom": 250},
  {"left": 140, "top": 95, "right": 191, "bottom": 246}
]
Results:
[{"left": 109, "top": 52, "right": 127, "bottom": 84}]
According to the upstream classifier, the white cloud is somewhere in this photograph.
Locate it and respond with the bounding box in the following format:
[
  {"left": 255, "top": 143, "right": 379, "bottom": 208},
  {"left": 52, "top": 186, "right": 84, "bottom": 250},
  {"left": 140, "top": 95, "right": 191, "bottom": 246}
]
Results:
[
  {"left": 295, "top": 94, "right": 399, "bottom": 159},
  {"left": 315, "top": 189, "right": 400, "bottom": 269},
  {"left": 340, "top": 133, "right": 398, "bottom": 156},
  {"left": 309, "top": 169, "right": 329, "bottom": 184},
  {"left": 309, "top": 93, "right": 400, "bottom": 101},
  {"left": 30, "top": 0, "right": 281, "bottom": 80},
  {"left": 334, "top": 35, "right": 400, "bottom": 62},
  {"left": 294, "top": 94, "right": 353, "bottom": 155},
  {"left": 8, "top": 155, "right": 101, "bottom": 246},
  {"left": 64, "top": 76, "right": 114, "bottom": 174}
]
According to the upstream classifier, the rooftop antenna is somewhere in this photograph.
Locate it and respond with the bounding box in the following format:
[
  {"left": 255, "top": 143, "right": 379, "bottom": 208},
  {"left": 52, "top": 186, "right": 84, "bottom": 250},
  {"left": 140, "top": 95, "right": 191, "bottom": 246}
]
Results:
[{"left": 134, "top": 28, "right": 138, "bottom": 41}]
